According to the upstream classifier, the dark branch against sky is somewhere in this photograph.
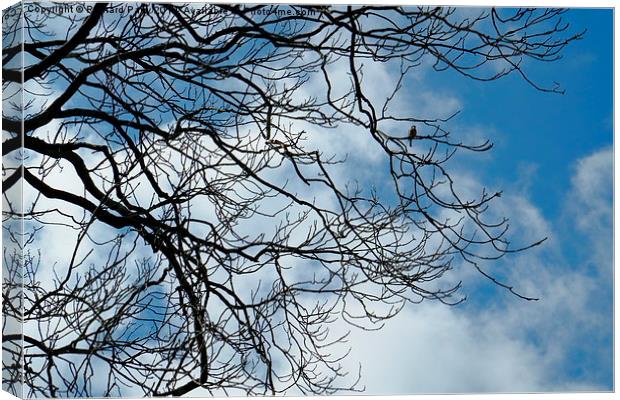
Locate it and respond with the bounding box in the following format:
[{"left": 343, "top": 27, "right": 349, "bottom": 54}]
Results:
[{"left": 1, "top": 3, "right": 589, "bottom": 397}]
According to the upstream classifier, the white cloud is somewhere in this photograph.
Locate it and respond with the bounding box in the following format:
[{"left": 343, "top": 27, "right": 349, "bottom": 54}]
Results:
[
  {"left": 335, "top": 145, "right": 613, "bottom": 394},
  {"left": 344, "top": 303, "right": 547, "bottom": 394},
  {"left": 565, "top": 147, "right": 613, "bottom": 273},
  {"left": 5, "top": 7, "right": 611, "bottom": 395}
]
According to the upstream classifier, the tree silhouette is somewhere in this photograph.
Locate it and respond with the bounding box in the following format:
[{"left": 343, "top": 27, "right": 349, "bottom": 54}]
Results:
[{"left": 2, "top": 3, "right": 581, "bottom": 397}]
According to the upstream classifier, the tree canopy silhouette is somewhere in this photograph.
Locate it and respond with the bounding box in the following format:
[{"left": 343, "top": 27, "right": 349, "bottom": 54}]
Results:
[{"left": 2, "top": 3, "right": 581, "bottom": 397}]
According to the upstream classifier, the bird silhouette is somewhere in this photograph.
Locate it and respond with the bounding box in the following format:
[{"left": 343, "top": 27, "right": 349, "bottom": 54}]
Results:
[
  {"left": 408, "top": 125, "right": 417, "bottom": 146},
  {"left": 267, "top": 139, "right": 290, "bottom": 149}
]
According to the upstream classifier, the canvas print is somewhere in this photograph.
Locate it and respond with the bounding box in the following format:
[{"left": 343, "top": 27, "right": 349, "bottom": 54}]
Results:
[{"left": 1, "top": 1, "right": 613, "bottom": 398}]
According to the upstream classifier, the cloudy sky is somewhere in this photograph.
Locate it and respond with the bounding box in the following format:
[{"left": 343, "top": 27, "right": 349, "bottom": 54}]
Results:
[
  {"left": 5, "top": 4, "right": 613, "bottom": 398},
  {"left": 330, "top": 7, "right": 613, "bottom": 394}
]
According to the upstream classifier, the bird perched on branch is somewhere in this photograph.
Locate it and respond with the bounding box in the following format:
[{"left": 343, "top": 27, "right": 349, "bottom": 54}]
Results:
[
  {"left": 266, "top": 139, "right": 290, "bottom": 149},
  {"left": 408, "top": 125, "right": 417, "bottom": 146}
]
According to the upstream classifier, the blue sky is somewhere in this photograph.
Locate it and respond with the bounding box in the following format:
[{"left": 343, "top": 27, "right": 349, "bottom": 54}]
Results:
[
  {"left": 337, "top": 7, "right": 613, "bottom": 394},
  {"left": 453, "top": 8, "right": 613, "bottom": 219},
  {"left": 11, "top": 4, "right": 613, "bottom": 396}
]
